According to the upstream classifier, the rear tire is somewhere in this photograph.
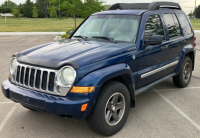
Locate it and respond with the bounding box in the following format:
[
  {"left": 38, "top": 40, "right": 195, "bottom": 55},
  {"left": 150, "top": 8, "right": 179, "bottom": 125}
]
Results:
[
  {"left": 87, "top": 81, "right": 130, "bottom": 136},
  {"left": 173, "top": 56, "right": 192, "bottom": 88}
]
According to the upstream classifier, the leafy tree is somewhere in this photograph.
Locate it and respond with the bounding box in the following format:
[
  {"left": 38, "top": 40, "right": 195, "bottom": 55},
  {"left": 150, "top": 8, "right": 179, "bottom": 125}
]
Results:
[
  {"left": 196, "top": 5, "right": 200, "bottom": 18},
  {"left": 35, "top": 0, "right": 45, "bottom": 18},
  {"left": 50, "top": 10, "right": 57, "bottom": 18},
  {"left": 49, "top": 0, "right": 84, "bottom": 28},
  {"left": 18, "top": 3, "right": 24, "bottom": 14},
  {"left": 188, "top": 11, "right": 193, "bottom": 18},
  {"left": 32, "top": 7, "right": 38, "bottom": 18},
  {"left": 23, "top": 0, "right": 34, "bottom": 18},
  {"left": 0, "top": 7, "right": 12, "bottom": 13},
  {"left": 1, "top": 0, "right": 17, "bottom": 8},
  {"left": 11, "top": 9, "right": 20, "bottom": 17},
  {"left": 82, "top": 0, "right": 105, "bottom": 18}
]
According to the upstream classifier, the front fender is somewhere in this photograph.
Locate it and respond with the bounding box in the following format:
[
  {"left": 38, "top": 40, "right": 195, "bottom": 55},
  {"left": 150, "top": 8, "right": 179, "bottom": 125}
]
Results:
[
  {"left": 71, "top": 63, "right": 135, "bottom": 118},
  {"left": 77, "top": 63, "right": 135, "bottom": 87}
]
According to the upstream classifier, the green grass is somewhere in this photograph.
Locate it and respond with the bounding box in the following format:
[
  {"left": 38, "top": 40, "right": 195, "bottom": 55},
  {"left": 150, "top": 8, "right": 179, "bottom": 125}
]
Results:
[
  {"left": 190, "top": 19, "right": 200, "bottom": 30},
  {"left": 0, "top": 17, "right": 84, "bottom": 32},
  {"left": 0, "top": 17, "right": 199, "bottom": 32}
]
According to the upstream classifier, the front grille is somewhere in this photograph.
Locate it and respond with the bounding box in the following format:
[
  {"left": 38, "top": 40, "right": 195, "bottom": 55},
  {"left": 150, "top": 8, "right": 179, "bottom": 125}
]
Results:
[{"left": 14, "top": 64, "right": 56, "bottom": 93}]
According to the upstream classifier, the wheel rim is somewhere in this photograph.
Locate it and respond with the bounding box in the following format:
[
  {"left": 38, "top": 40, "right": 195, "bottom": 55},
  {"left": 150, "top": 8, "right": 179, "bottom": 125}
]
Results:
[
  {"left": 183, "top": 62, "right": 191, "bottom": 82},
  {"left": 105, "top": 92, "right": 125, "bottom": 126}
]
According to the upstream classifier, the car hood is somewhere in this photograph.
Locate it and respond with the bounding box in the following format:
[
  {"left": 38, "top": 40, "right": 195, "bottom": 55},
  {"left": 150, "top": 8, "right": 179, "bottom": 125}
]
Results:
[{"left": 16, "top": 39, "right": 136, "bottom": 70}]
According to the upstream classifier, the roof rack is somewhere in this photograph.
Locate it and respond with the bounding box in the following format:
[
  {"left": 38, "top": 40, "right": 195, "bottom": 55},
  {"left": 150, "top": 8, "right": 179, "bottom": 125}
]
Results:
[{"left": 106, "top": 2, "right": 181, "bottom": 11}]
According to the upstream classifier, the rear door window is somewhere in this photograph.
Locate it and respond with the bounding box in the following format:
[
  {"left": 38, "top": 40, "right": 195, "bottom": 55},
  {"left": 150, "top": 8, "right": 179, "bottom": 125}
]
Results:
[
  {"left": 163, "top": 14, "right": 182, "bottom": 40},
  {"left": 177, "top": 14, "right": 193, "bottom": 36}
]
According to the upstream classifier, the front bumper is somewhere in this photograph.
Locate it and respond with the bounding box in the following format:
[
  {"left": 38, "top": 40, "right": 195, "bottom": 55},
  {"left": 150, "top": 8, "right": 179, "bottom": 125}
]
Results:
[{"left": 1, "top": 80, "right": 89, "bottom": 119}]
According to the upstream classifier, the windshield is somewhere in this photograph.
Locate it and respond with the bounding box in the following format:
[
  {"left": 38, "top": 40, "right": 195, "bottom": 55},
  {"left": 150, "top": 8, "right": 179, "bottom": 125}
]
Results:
[{"left": 72, "top": 15, "right": 140, "bottom": 43}]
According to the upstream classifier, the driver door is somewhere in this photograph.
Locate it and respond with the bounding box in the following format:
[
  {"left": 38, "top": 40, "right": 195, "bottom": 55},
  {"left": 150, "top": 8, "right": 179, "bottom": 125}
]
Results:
[{"left": 137, "top": 14, "right": 169, "bottom": 89}]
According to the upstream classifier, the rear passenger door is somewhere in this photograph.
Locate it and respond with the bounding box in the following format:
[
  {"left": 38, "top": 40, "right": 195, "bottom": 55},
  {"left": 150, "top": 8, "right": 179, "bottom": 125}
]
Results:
[{"left": 160, "top": 12, "right": 184, "bottom": 75}]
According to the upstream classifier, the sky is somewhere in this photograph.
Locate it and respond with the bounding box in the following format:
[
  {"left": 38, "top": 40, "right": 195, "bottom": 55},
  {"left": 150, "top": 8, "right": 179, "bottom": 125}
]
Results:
[{"left": 0, "top": 0, "right": 198, "bottom": 14}]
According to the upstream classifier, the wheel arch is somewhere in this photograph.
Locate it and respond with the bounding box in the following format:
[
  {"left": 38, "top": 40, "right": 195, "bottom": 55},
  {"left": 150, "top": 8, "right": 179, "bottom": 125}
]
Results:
[{"left": 77, "top": 63, "right": 136, "bottom": 118}]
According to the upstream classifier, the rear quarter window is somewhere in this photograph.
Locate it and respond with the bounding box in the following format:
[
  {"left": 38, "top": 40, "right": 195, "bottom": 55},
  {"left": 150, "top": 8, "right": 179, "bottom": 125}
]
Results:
[{"left": 177, "top": 14, "right": 193, "bottom": 36}]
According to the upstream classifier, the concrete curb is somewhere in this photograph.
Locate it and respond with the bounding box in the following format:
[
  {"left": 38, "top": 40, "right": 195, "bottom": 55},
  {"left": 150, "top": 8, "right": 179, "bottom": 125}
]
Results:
[
  {"left": 194, "top": 30, "right": 200, "bottom": 33},
  {"left": 0, "top": 32, "right": 66, "bottom": 36}
]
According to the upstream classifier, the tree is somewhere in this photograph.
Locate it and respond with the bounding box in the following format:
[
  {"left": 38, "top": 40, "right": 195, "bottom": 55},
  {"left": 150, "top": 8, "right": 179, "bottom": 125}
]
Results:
[
  {"left": 11, "top": 9, "right": 20, "bottom": 17},
  {"left": 23, "top": 0, "right": 34, "bottom": 18},
  {"left": 188, "top": 11, "right": 193, "bottom": 18},
  {"left": 196, "top": 5, "right": 200, "bottom": 18},
  {"left": 35, "top": 0, "right": 45, "bottom": 18},
  {"left": 50, "top": 10, "right": 57, "bottom": 18},
  {"left": 32, "top": 7, "right": 38, "bottom": 18},
  {"left": 1, "top": 0, "right": 17, "bottom": 8},
  {"left": 82, "top": 0, "right": 105, "bottom": 18},
  {"left": 49, "top": 0, "right": 83, "bottom": 29}
]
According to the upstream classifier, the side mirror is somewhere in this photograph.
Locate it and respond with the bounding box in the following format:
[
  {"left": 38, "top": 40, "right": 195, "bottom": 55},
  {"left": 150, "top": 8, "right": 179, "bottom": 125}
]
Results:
[
  {"left": 144, "top": 35, "right": 162, "bottom": 46},
  {"left": 70, "top": 31, "right": 74, "bottom": 37}
]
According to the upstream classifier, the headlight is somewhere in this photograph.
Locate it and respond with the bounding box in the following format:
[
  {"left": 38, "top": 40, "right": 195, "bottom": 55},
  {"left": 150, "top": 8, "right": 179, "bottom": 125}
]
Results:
[
  {"left": 10, "top": 58, "right": 17, "bottom": 74},
  {"left": 58, "top": 66, "right": 76, "bottom": 86}
]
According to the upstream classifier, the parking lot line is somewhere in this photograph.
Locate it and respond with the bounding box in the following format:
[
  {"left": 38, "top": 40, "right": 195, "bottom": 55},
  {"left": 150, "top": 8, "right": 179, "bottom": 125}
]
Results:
[
  {"left": 0, "top": 104, "right": 17, "bottom": 132},
  {"left": 0, "top": 102, "right": 15, "bottom": 104},
  {"left": 155, "top": 87, "right": 200, "bottom": 92},
  {"left": 154, "top": 89, "right": 200, "bottom": 132}
]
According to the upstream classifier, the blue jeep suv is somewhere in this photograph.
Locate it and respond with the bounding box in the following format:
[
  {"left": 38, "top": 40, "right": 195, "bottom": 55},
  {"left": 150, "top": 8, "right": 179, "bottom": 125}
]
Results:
[{"left": 1, "top": 2, "right": 196, "bottom": 136}]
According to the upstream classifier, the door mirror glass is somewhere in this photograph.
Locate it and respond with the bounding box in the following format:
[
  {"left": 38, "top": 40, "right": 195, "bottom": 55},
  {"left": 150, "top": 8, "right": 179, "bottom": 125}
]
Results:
[{"left": 145, "top": 35, "right": 162, "bottom": 46}]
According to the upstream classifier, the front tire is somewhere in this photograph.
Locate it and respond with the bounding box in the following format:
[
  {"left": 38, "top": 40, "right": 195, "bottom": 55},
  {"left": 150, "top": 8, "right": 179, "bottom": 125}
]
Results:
[
  {"left": 173, "top": 56, "right": 192, "bottom": 88},
  {"left": 87, "top": 81, "right": 130, "bottom": 136}
]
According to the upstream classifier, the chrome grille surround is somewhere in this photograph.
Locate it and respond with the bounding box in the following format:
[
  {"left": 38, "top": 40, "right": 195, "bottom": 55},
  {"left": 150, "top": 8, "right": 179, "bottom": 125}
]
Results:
[{"left": 10, "top": 61, "right": 72, "bottom": 96}]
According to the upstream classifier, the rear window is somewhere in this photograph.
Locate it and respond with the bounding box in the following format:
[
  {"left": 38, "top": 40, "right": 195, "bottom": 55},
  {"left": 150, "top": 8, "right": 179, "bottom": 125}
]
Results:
[{"left": 177, "top": 14, "right": 193, "bottom": 36}]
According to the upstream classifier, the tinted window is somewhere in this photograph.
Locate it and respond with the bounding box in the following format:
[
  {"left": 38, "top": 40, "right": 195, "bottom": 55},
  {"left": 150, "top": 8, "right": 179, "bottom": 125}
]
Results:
[
  {"left": 178, "top": 14, "right": 192, "bottom": 35},
  {"left": 163, "top": 14, "right": 181, "bottom": 40},
  {"left": 172, "top": 14, "right": 182, "bottom": 37},
  {"left": 144, "top": 15, "right": 165, "bottom": 41}
]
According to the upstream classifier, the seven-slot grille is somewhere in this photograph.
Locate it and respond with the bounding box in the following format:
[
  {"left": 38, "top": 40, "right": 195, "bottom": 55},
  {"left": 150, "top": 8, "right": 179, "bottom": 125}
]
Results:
[{"left": 13, "top": 63, "right": 56, "bottom": 94}]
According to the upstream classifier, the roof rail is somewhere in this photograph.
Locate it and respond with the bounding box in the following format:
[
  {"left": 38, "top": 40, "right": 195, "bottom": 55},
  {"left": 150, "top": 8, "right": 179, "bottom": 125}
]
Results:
[{"left": 106, "top": 2, "right": 181, "bottom": 11}]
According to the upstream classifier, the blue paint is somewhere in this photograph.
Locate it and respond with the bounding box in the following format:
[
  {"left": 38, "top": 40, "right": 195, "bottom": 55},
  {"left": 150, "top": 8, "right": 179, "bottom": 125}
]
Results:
[{"left": 1, "top": 8, "right": 196, "bottom": 120}]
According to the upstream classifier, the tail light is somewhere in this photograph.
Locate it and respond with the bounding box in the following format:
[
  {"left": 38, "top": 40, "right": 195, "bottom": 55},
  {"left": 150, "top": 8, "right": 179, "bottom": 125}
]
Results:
[{"left": 194, "top": 36, "right": 196, "bottom": 47}]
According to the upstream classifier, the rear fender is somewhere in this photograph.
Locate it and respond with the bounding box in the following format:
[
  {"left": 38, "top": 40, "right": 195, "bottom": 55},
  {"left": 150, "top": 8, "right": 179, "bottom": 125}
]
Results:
[{"left": 175, "top": 44, "right": 195, "bottom": 73}]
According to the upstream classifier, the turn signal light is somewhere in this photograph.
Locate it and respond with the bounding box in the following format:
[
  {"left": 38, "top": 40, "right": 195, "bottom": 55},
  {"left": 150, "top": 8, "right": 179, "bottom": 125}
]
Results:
[
  {"left": 194, "top": 36, "right": 197, "bottom": 47},
  {"left": 70, "top": 86, "right": 95, "bottom": 93},
  {"left": 9, "top": 72, "right": 11, "bottom": 78},
  {"left": 81, "top": 103, "right": 88, "bottom": 111}
]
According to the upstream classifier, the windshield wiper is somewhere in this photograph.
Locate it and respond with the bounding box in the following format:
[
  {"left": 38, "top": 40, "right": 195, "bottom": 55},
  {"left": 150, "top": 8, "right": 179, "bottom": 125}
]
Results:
[
  {"left": 73, "top": 36, "right": 88, "bottom": 41},
  {"left": 91, "top": 36, "right": 117, "bottom": 43}
]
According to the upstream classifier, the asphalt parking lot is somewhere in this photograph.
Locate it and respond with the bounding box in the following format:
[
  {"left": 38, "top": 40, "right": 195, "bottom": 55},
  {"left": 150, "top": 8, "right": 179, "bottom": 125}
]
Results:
[{"left": 0, "top": 35, "right": 200, "bottom": 138}]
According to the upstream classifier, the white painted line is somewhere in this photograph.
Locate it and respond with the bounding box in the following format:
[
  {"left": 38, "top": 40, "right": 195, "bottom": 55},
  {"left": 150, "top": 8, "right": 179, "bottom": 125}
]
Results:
[
  {"left": 0, "top": 102, "right": 15, "bottom": 104},
  {"left": 196, "top": 60, "right": 200, "bottom": 63},
  {"left": 17, "top": 38, "right": 26, "bottom": 42},
  {"left": 154, "top": 89, "right": 200, "bottom": 132},
  {"left": 156, "top": 87, "right": 200, "bottom": 92},
  {"left": 0, "top": 104, "right": 17, "bottom": 132}
]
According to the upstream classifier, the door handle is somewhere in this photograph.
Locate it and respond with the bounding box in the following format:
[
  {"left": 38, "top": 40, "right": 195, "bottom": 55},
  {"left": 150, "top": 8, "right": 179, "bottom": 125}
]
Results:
[{"left": 161, "top": 45, "right": 168, "bottom": 50}]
